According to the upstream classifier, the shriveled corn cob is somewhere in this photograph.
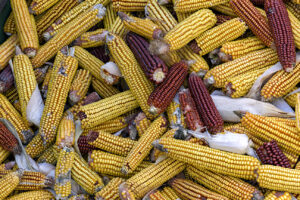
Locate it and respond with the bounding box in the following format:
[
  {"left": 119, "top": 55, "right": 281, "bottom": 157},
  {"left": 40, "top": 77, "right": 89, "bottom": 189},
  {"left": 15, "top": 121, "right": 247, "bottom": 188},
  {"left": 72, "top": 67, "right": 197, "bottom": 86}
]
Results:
[
  {"left": 5, "top": 190, "right": 55, "bottom": 200},
  {"left": 154, "top": 138, "right": 260, "bottom": 180},
  {"left": 69, "top": 69, "right": 92, "bottom": 105},
  {"left": 112, "top": 0, "right": 147, "bottom": 11},
  {"left": 286, "top": 1, "right": 300, "bottom": 20},
  {"left": 134, "top": 112, "right": 151, "bottom": 137},
  {"left": 0, "top": 34, "right": 18, "bottom": 69},
  {"left": 225, "top": 67, "right": 269, "bottom": 98},
  {"left": 92, "top": 77, "right": 120, "bottom": 98},
  {"left": 204, "top": 48, "right": 278, "bottom": 88},
  {"left": 55, "top": 113, "right": 75, "bottom": 148},
  {"left": 0, "top": 65, "right": 14, "bottom": 94},
  {"left": 161, "top": 187, "right": 180, "bottom": 200},
  {"left": 174, "top": 0, "right": 229, "bottom": 12},
  {"left": 32, "top": 5, "right": 106, "bottom": 68},
  {"left": 89, "top": 150, "right": 152, "bottom": 178},
  {"left": 211, "top": 2, "right": 237, "bottom": 17},
  {"left": 186, "top": 165, "right": 264, "bottom": 200},
  {"left": 216, "top": 14, "right": 233, "bottom": 25},
  {"left": 166, "top": 93, "right": 185, "bottom": 128},
  {"left": 95, "top": 177, "right": 125, "bottom": 200},
  {"left": 119, "top": 158, "right": 185, "bottom": 199},
  {"left": 29, "top": 0, "right": 60, "bottom": 15},
  {"left": 110, "top": 16, "right": 129, "bottom": 39},
  {"left": 34, "top": 65, "right": 49, "bottom": 84},
  {"left": 0, "top": 170, "right": 22, "bottom": 199},
  {"left": 261, "top": 62, "right": 300, "bottom": 100},
  {"left": 73, "top": 29, "right": 108, "bottom": 48},
  {"left": 107, "top": 33, "right": 154, "bottom": 118},
  {"left": 0, "top": 121, "right": 20, "bottom": 154},
  {"left": 121, "top": 116, "right": 167, "bottom": 174},
  {"left": 230, "top": 0, "right": 274, "bottom": 47},
  {"left": 0, "top": 146, "right": 10, "bottom": 164},
  {"left": 296, "top": 93, "right": 300, "bottom": 131},
  {"left": 191, "top": 18, "right": 248, "bottom": 55},
  {"left": 37, "top": 146, "right": 56, "bottom": 164},
  {"left": 4, "top": 13, "right": 16, "bottom": 35},
  {"left": 170, "top": 178, "right": 229, "bottom": 200}
]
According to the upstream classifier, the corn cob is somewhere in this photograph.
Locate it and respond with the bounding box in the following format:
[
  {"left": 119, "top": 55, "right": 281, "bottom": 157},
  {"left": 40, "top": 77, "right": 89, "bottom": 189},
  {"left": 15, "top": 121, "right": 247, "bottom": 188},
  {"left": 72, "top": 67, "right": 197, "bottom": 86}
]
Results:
[
  {"left": 29, "top": 0, "right": 60, "bottom": 15},
  {"left": 229, "top": 0, "right": 274, "bottom": 47},
  {"left": 161, "top": 187, "right": 181, "bottom": 200},
  {"left": 241, "top": 112, "right": 300, "bottom": 155},
  {"left": 216, "top": 14, "right": 233, "bottom": 25},
  {"left": 154, "top": 138, "right": 260, "bottom": 179},
  {"left": 287, "top": 10, "right": 300, "bottom": 50},
  {"left": 191, "top": 18, "right": 248, "bottom": 55},
  {"left": 0, "top": 66, "right": 14, "bottom": 94},
  {"left": 89, "top": 150, "right": 152, "bottom": 177},
  {"left": 112, "top": 0, "right": 147, "bottom": 11},
  {"left": 121, "top": 116, "right": 167, "bottom": 174},
  {"left": 251, "top": 0, "right": 265, "bottom": 5},
  {"left": 32, "top": 5, "right": 106, "bottom": 68},
  {"left": 89, "top": 46, "right": 110, "bottom": 63},
  {"left": 170, "top": 178, "right": 229, "bottom": 200},
  {"left": 13, "top": 171, "right": 53, "bottom": 190},
  {"left": 103, "top": 2, "right": 117, "bottom": 30},
  {"left": 92, "top": 77, "right": 120, "bottom": 98},
  {"left": 41, "top": 67, "right": 52, "bottom": 98},
  {"left": 0, "top": 161, "right": 15, "bottom": 170},
  {"left": 174, "top": 0, "right": 229, "bottom": 12},
  {"left": 95, "top": 177, "right": 125, "bottom": 200},
  {"left": 176, "top": 11, "right": 193, "bottom": 22},
  {"left": 69, "top": 69, "right": 92, "bottom": 105},
  {"left": 204, "top": 48, "right": 278, "bottom": 88},
  {"left": 37, "top": 146, "right": 57, "bottom": 164},
  {"left": 134, "top": 112, "right": 151, "bottom": 137},
  {"left": 34, "top": 64, "right": 49, "bottom": 84},
  {"left": 0, "top": 170, "right": 22, "bottom": 199},
  {"left": 286, "top": 1, "right": 300, "bottom": 20},
  {"left": 225, "top": 67, "right": 268, "bottom": 98},
  {"left": 110, "top": 16, "right": 129, "bottom": 39},
  {"left": 68, "top": 195, "right": 90, "bottom": 200},
  {"left": 261, "top": 62, "right": 300, "bottom": 100},
  {"left": 73, "top": 29, "right": 108, "bottom": 48},
  {"left": 87, "top": 130, "right": 136, "bottom": 156},
  {"left": 265, "top": 0, "right": 296, "bottom": 72},
  {"left": 0, "top": 146, "right": 10, "bottom": 164},
  {"left": 0, "top": 34, "right": 19, "bottom": 69},
  {"left": 55, "top": 113, "right": 75, "bottom": 148},
  {"left": 265, "top": 191, "right": 294, "bottom": 200},
  {"left": 186, "top": 165, "right": 264, "bottom": 200},
  {"left": 221, "top": 36, "right": 266, "bottom": 59},
  {"left": 296, "top": 93, "right": 300, "bottom": 131},
  {"left": 126, "top": 32, "right": 168, "bottom": 84},
  {"left": 292, "top": 0, "right": 300, "bottom": 3},
  {"left": 211, "top": 2, "right": 237, "bottom": 17},
  {"left": 4, "top": 13, "right": 16, "bottom": 35},
  {"left": 0, "top": 121, "right": 20, "bottom": 154},
  {"left": 119, "top": 158, "right": 185, "bottom": 199},
  {"left": 5, "top": 190, "right": 55, "bottom": 200},
  {"left": 119, "top": 12, "right": 163, "bottom": 40},
  {"left": 146, "top": 190, "right": 167, "bottom": 200},
  {"left": 4, "top": 87, "right": 18, "bottom": 104},
  {"left": 78, "top": 135, "right": 97, "bottom": 154},
  {"left": 166, "top": 93, "right": 185, "bottom": 128},
  {"left": 55, "top": 147, "right": 75, "bottom": 199},
  {"left": 107, "top": 33, "right": 155, "bottom": 118}
]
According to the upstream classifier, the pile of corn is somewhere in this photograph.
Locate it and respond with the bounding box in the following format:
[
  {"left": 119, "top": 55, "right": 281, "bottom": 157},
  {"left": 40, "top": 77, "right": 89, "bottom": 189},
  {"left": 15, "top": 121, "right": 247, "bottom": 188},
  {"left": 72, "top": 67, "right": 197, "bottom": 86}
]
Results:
[{"left": 0, "top": 0, "right": 300, "bottom": 199}]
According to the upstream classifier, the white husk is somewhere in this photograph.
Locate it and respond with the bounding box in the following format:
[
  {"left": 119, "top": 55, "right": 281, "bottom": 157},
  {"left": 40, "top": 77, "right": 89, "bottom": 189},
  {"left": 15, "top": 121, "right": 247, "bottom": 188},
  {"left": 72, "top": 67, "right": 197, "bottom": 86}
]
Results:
[
  {"left": 26, "top": 85, "right": 44, "bottom": 127},
  {"left": 38, "top": 162, "right": 55, "bottom": 179},
  {"left": 154, "top": 154, "right": 167, "bottom": 164},
  {"left": 71, "top": 179, "right": 86, "bottom": 195},
  {"left": 101, "top": 61, "right": 122, "bottom": 78},
  {"left": 113, "top": 128, "right": 125, "bottom": 136},
  {"left": 285, "top": 88, "right": 300, "bottom": 97},
  {"left": 271, "top": 98, "right": 295, "bottom": 114},
  {"left": 94, "top": 4, "right": 106, "bottom": 18},
  {"left": 74, "top": 120, "right": 83, "bottom": 158},
  {"left": 211, "top": 95, "right": 295, "bottom": 122}
]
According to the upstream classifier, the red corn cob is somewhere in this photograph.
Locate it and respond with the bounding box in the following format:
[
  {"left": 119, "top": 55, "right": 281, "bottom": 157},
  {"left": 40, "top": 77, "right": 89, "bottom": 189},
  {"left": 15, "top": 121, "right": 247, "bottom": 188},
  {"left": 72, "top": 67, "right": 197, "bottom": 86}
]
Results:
[
  {"left": 265, "top": 0, "right": 296, "bottom": 72},
  {"left": 88, "top": 46, "right": 110, "bottom": 63},
  {"left": 126, "top": 32, "right": 168, "bottom": 84},
  {"left": 179, "top": 89, "right": 205, "bottom": 132},
  {"left": 188, "top": 73, "right": 224, "bottom": 134},
  {"left": 148, "top": 61, "right": 189, "bottom": 115},
  {"left": 0, "top": 65, "right": 14, "bottom": 93},
  {"left": 216, "top": 14, "right": 234, "bottom": 25},
  {"left": 230, "top": 0, "right": 274, "bottom": 47},
  {"left": 81, "top": 92, "right": 101, "bottom": 106},
  {"left": 250, "top": 0, "right": 265, "bottom": 6},
  {"left": 0, "top": 121, "right": 21, "bottom": 154},
  {"left": 256, "top": 140, "right": 291, "bottom": 168},
  {"left": 78, "top": 135, "right": 98, "bottom": 155}
]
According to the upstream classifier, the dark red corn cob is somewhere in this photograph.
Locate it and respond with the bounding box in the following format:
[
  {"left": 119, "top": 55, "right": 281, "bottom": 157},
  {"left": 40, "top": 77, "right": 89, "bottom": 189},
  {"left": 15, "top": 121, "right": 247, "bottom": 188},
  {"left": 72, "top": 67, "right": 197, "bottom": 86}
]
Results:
[
  {"left": 126, "top": 32, "right": 168, "bottom": 84},
  {"left": 250, "top": 0, "right": 265, "bottom": 6},
  {"left": 0, "top": 65, "right": 14, "bottom": 93},
  {"left": 265, "top": 0, "right": 296, "bottom": 72},
  {"left": 89, "top": 46, "right": 110, "bottom": 63},
  {"left": 188, "top": 73, "right": 224, "bottom": 134},
  {"left": 179, "top": 89, "right": 205, "bottom": 132},
  {"left": 78, "top": 135, "right": 98, "bottom": 155},
  {"left": 189, "top": 40, "right": 202, "bottom": 54},
  {"left": 148, "top": 60, "right": 189, "bottom": 115},
  {"left": 230, "top": 0, "right": 274, "bottom": 47},
  {"left": 256, "top": 140, "right": 291, "bottom": 168},
  {"left": 0, "top": 122, "right": 21, "bottom": 154},
  {"left": 81, "top": 92, "right": 101, "bottom": 106},
  {"left": 216, "top": 14, "right": 233, "bottom": 25}
]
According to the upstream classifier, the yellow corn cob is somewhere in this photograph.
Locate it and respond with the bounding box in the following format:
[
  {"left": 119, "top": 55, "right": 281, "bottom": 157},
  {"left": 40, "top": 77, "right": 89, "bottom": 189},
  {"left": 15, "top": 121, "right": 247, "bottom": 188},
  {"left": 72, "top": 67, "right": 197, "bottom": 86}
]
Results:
[
  {"left": 119, "top": 158, "right": 185, "bottom": 199},
  {"left": 41, "top": 67, "right": 52, "bottom": 98},
  {"left": 69, "top": 69, "right": 92, "bottom": 105},
  {"left": 204, "top": 48, "right": 278, "bottom": 88},
  {"left": 296, "top": 93, "right": 300, "bottom": 132},
  {"left": 4, "top": 87, "right": 18, "bottom": 103},
  {"left": 296, "top": 161, "right": 300, "bottom": 170},
  {"left": 193, "top": 18, "right": 248, "bottom": 56},
  {"left": 89, "top": 150, "right": 152, "bottom": 178},
  {"left": 186, "top": 165, "right": 264, "bottom": 200},
  {"left": 134, "top": 112, "right": 151, "bottom": 137},
  {"left": 77, "top": 90, "right": 138, "bottom": 129},
  {"left": 55, "top": 113, "right": 75, "bottom": 148},
  {"left": 11, "top": 0, "right": 38, "bottom": 57},
  {"left": 154, "top": 137, "right": 260, "bottom": 180},
  {"left": 4, "top": 13, "right": 16, "bottom": 35},
  {"left": 107, "top": 33, "right": 155, "bottom": 118},
  {"left": 95, "top": 177, "right": 125, "bottom": 200},
  {"left": 112, "top": 0, "right": 147, "bottom": 11},
  {"left": 5, "top": 190, "right": 55, "bottom": 200},
  {"left": 92, "top": 77, "right": 120, "bottom": 98},
  {"left": 166, "top": 94, "right": 185, "bottom": 128},
  {"left": 261, "top": 62, "right": 300, "bottom": 101},
  {"left": 221, "top": 36, "right": 266, "bottom": 59},
  {"left": 0, "top": 171, "right": 22, "bottom": 199},
  {"left": 161, "top": 187, "right": 181, "bottom": 200},
  {"left": 31, "top": 5, "right": 106, "bottom": 68},
  {"left": 68, "top": 195, "right": 90, "bottom": 200},
  {"left": 0, "top": 34, "right": 19, "bottom": 69},
  {"left": 211, "top": 2, "right": 237, "bottom": 17},
  {"left": 29, "top": 0, "right": 60, "bottom": 15},
  {"left": 104, "top": 2, "right": 117, "bottom": 30},
  {"left": 37, "top": 146, "right": 56, "bottom": 164},
  {"left": 287, "top": 10, "right": 300, "bottom": 49},
  {"left": 73, "top": 29, "right": 108, "bottom": 48},
  {"left": 292, "top": 0, "right": 300, "bottom": 4},
  {"left": 174, "top": 0, "right": 230, "bottom": 12},
  {"left": 119, "top": 12, "right": 163, "bottom": 40},
  {"left": 55, "top": 147, "right": 75, "bottom": 199},
  {"left": 225, "top": 67, "right": 269, "bottom": 98},
  {"left": 256, "top": 165, "right": 300, "bottom": 194},
  {"left": 284, "top": 87, "right": 298, "bottom": 108},
  {"left": 264, "top": 191, "right": 293, "bottom": 200},
  {"left": 122, "top": 116, "right": 167, "bottom": 174},
  {"left": 0, "top": 146, "right": 10, "bottom": 164},
  {"left": 176, "top": 11, "right": 194, "bottom": 22},
  {"left": 110, "top": 16, "right": 129, "bottom": 38},
  {"left": 286, "top": 1, "right": 300, "bottom": 20},
  {"left": 25, "top": 134, "right": 47, "bottom": 158}
]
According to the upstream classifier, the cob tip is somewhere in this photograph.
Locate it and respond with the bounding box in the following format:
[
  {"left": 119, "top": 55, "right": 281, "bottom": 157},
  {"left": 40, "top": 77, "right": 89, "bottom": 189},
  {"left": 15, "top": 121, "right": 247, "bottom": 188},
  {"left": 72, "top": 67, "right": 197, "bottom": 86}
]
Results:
[
  {"left": 153, "top": 68, "right": 166, "bottom": 83},
  {"left": 24, "top": 48, "right": 36, "bottom": 58},
  {"left": 121, "top": 166, "right": 129, "bottom": 175},
  {"left": 93, "top": 4, "right": 106, "bottom": 19},
  {"left": 15, "top": 45, "right": 23, "bottom": 56},
  {"left": 197, "top": 69, "right": 208, "bottom": 77},
  {"left": 100, "top": 61, "right": 122, "bottom": 85},
  {"left": 149, "top": 106, "right": 159, "bottom": 115},
  {"left": 69, "top": 91, "right": 81, "bottom": 105},
  {"left": 119, "top": 182, "right": 134, "bottom": 200},
  {"left": 86, "top": 131, "right": 99, "bottom": 143},
  {"left": 157, "top": 0, "right": 170, "bottom": 5},
  {"left": 118, "top": 12, "right": 134, "bottom": 22},
  {"left": 204, "top": 76, "right": 215, "bottom": 86},
  {"left": 152, "top": 139, "right": 167, "bottom": 152},
  {"left": 149, "top": 39, "right": 170, "bottom": 55},
  {"left": 43, "top": 32, "right": 51, "bottom": 41}
]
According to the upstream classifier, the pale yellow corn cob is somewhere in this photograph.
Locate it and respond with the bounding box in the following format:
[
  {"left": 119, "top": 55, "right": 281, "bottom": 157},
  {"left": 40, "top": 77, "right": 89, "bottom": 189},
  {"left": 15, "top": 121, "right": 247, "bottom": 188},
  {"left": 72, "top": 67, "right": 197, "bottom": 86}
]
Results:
[
  {"left": 107, "top": 33, "right": 155, "bottom": 118},
  {"left": 0, "top": 171, "right": 22, "bottom": 199},
  {"left": 73, "top": 29, "right": 108, "bottom": 48},
  {"left": 0, "top": 146, "right": 10, "bottom": 164},
  {"left": 11, "top": 0, "right": 39, "bottom": 57},
  {"left": 166, "top": 95, "right": 185, "bottom": 128},
  {"left": 41, "top": 67, "right": 52, "bottom": 98},
  {"left": 296, "top": 93, "right": 300, "bottom": 132},
  {"left": 110, "top": 16, "right": 129, "bottom": 38},
  {"left": 112, "top": 0, "right": 147, "bottom": 11},
  {"left": 29, "top": 0, "right": 60, "bottom": 15},
  {"left": 92, "top": 77, "right": 120, "bottom": 98},
  {"left": 161, "top": 187, "right": 181, "bottom": 200},
  {"left": 104, "top": 2, "right": 117, "bottom": 30},
  {"left": 292, "top": 0, "right": 300, "bottom": 4},
  {"left": 95, "top": 177, "right": 125, "bottom": 200},
  {"left": 89, "top": 150, "right": 152, "bottom": 178},
  {"left": 174, "top": 0, "right": 230, "bottom": 12},
  {"left": 194, "top": 18, "right": 248, "bottom": 56},
  {"left": 0, "top": 34, "right": 19, "bottom": 69},
  {"left": 264, "top": 191, "right": 293, "bottom": 200},
  {"left": 121, "top": 116, "right": 167, "bottom": 174},
  {"left": 155, "top": 138, "right": 260, "bottom": 180},
  {"left": 287, "top": 10, "right": 300, "bottom": 49},
  {"left": 37, "top": 146, "right": 56, "bottom": 164},
  {"left": 134, "top": 112, "right": 151, "bottom": 137},
  {"left": 186, "top": 165, "right": 264, "bottom": 200},
  {"left": 211, "top": 2, "right": 237, "bottom": 17},
  {"left": 286, "top": 1, "right": 300, "bottom": 20},
  {"left": 5, "top": 190, "right": 55, "bottom": 200},
  {"left": 221, "top": 36, "right": 266, "bottom": 59},
  {"left": 55, "top": 113, "right": 75, "bottom": 148},
  {"left": 176, "top": 11, "right": 194, "bottom": 22},
  {"left": 31, "top": 5, "right": 106, "bottom": 68},
  {"left": 4, "top": 13, "right": 16, "bottom": 35},
  {"left": 225, "top": 66, "right": 269, "bottom": 98},
  {"left": 204, "top": 48, "right": 278, "bottom": 88},
  {"left": 285, "top": 87, "right": 298, "bottom": 108},
  {"left": 119, "top": 158, "right": 185, "bottom": 199},
  {"left": 69, "top": 69, "right": 92, "bottom": 105}
]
